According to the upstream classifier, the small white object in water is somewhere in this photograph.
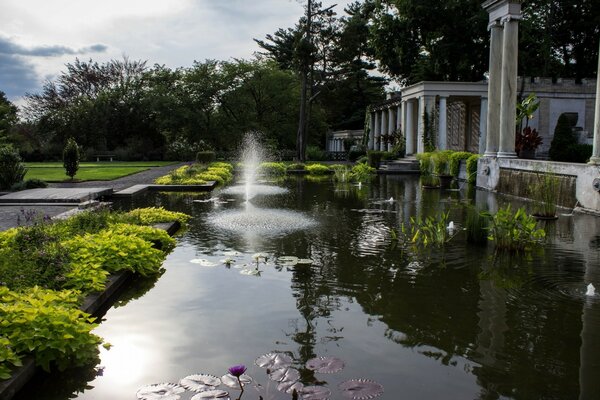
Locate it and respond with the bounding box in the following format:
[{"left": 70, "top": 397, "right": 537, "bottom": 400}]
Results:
[
  {"left": 586, "top": 283, "right": 596, "bottom": 296},
  {"left": 447, "top": 221, "right": 455, "bottom": 233},
  {"left": 386, "top": 197, "right": 394, "bottom": 203}
]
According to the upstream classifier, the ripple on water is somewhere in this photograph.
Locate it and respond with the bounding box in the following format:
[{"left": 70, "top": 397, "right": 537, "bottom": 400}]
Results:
[
  {"left": 208, "top": 208, "right": 317, "bottom": 235},
  {"left": 220, "top": 184, "right": 289, "bottom": 198}
]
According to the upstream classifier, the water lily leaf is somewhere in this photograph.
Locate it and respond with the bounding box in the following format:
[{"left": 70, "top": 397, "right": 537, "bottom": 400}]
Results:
[
  {"left": 296, "top": 258, "right": 313, "bottom": 265},
  {"left": 338, "top": 379, "right": 384, "bottom": 399},
  {"left": 191, "top": 389, "right": 231, "bottom": 399},
  {"left": 301, "top": 386, "right": 332, "bottom": 400},
  {"left": 222, "top": 251, "right": 241, "bottom": 256},
  {"left": 306, "top": 356, "right": 344, "bottom": 373},
  {"left": 240, "top": 269, "right": 261, "bottom": 276},
  {"left": 190, "top": 259, "right": 218, "bottom": 267},
  {"left": 220, "top": 258, "right": 235, "bottom": 265},
  {"left": 179, "top": 374, "right": 221, "bottom": 392},
  {"left": 278, "top": 256, "right": 299, "bottom": 264},
  {"left": 255, "top": 353, "right": 293, "bottom": 369},
  {"left": 269, "top": 367, "right": 300, "bottom": 383},
  {"left": 277, "top": 380, "right": 304, "bottom": 394},
  {"left": 136, "top": 383, "right": 185, "bottom": 400},
  {"left": 252, "top": 252, "right": 269, "bottom": 261},
  {"left": 221, "top": 374, "right": 252, "bottom": 388}
]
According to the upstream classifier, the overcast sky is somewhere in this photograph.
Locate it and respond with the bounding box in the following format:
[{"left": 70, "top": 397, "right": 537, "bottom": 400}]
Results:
[{"left": 0, "top": 0, "right": 353, "bottom": 103}]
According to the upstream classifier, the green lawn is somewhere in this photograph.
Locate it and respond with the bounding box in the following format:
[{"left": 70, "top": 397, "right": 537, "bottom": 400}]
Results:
[{"left": 23, "top": 161, "right": 177, "bottom": 182}]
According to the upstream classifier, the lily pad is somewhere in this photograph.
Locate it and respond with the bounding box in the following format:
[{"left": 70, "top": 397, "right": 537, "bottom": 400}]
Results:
[
  {"left": 222, "top": 250, "right": 241, "bottom": 256},
  {"left": 278, "top": 256, "right": 299, "bottom": 264},
  {"left": 191, "top": 389, "right": 231, "bottom": 400},
  {"left": 338, "top": 379, "right": 384, "bottom": 400},
  {"left": 240, "top": 268, "right": 261, "bottom": 276},
  {"left": 190, "top": 259, "right": 218, "bottom": 267},
  {"left": 255, "top": 353, "right": 293, "bottom": 369},
  {"left": 136, "top": 383, "right": 185, "bottom": 400},
  {"left": 269, "top": 367, "right": 300, "bottom": 383},
  {"left": 306, "top": 356, "right": 344, "bottom": 374},
  {"left": 296, "top": 258, "right": 313, "bottom": 265},
  {"left": 277, "top": 380, "right": 304, "bottom": 394},
  {"left": 221, "top": 373, "right": 252, "bottom": 388},
  {"left": 179, "top": 374, "right": 221, "bottom": 392},
  {"left": 301, "top": 386, "right": 332, "bottom": 400}
]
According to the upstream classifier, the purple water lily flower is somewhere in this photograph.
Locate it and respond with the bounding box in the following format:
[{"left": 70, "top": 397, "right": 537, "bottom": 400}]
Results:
[{"left": 228, "top": 365, "right": 247, "bottom": 377}]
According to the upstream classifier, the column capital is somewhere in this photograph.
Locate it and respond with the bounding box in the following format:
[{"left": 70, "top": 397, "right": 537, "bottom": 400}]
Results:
[{"left": 487, "top": 20, "right": 503, "bottom": 30}]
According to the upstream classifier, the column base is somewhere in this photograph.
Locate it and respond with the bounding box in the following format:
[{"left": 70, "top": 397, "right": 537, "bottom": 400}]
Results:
[
  {"left": 483, "top": 151, "right": 498, "bottom": 158},
  {"left": 588, "top": 156, "right": 600, "bottom": 165},
  {"left": 496, "top": 151, "right": 517, "bottom": 158}
]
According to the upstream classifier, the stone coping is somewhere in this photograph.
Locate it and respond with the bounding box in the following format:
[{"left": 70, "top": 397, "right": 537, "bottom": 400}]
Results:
[
  {"left": 112, "top": 182, "right": 217, "bottom": 197},
  {"left": 0, "top": 220, "right": 181, "bottom": 400}
]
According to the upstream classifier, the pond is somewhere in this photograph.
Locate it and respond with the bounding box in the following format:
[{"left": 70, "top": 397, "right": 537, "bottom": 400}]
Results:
[{"left": 16, "top": 175, "right": 600, "bottom": 400}]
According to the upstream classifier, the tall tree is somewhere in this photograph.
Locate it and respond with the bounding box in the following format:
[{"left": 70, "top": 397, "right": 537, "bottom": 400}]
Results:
[{"left": 0, "top": 91, "right": 18, "bottom": 145}]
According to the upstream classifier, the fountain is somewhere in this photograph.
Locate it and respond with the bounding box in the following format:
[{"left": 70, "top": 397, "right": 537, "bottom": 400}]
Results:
[{"left": 209, "top": 133, "right": 316, "bottom": 235}]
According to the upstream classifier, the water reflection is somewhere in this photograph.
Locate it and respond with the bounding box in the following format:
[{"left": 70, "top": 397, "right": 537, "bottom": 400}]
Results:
[{"left": 16, "top": 175, "right": 600, "bottom": 399}]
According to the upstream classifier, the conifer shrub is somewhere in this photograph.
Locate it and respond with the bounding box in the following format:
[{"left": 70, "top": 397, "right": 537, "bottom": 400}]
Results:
[{"left": 63, "top": 137, "right": 80, "bottom": 179}]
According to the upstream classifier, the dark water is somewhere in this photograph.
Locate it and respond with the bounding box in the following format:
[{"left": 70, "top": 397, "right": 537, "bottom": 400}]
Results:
[{"left": 17, "top": 175, "right": 600, "bottom": 400}]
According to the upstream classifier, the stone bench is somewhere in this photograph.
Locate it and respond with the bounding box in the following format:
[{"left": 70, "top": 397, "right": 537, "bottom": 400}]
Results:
[{"left": 93, "top": 154, "right": 116, "bottom": 162}]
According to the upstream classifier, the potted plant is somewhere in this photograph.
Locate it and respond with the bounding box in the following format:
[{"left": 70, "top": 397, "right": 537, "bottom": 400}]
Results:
[
  {"left": 432, "top": 151, "right": 453, "bottom": 189},
  {"left": 516, "top": 127, "right": 543, "bottom": 159}
]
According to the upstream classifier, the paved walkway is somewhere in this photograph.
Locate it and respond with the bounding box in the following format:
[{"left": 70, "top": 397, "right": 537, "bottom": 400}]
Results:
[{"left": 0, "top": 162, "right": 186, "bottom": 231}]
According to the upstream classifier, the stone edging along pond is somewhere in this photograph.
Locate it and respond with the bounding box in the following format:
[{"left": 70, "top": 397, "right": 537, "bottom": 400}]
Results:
[{"left": 0, "top": 220, "right": 181, "bottom": 400}]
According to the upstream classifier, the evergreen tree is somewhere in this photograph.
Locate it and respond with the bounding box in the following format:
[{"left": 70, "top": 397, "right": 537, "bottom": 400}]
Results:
[{"left": 63, "top": 137, "right": 80, "bottom": 179}]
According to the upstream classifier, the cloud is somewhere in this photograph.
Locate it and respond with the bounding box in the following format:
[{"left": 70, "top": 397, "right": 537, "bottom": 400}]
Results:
[
  {"left": 0, "top": 54, "right": 39, "bottom": 99},
  {"left": 0, "top": 36, "right": 107, "bottom": 57}
]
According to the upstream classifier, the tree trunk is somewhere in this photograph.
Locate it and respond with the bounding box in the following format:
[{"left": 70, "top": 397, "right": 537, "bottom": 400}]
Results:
[{"left": 297, "top": 72, "right": 308, "bottom": 162}]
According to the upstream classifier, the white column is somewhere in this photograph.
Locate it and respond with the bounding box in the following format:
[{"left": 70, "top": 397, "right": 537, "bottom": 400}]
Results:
[
  {"left": 374, "top": 110, "right": 381, "bottom": 152},
  {"left": 497, "top": 14, "right": 520, "bottom": 158},
  {"left": 589, "top": 40, "right": 600, "bottom": 164},
  {"left": 479, "top": 97, "right": 488, "bottom": 154},
  {"left": 485, "top": 21, "right": 503, "bottom": 157},
  {"left": 438, "top": 96, "right": 448, "bottom": 150},
  {"left": 396, "top": 105, "right": 402, "bottom": 131},
  {"left": 380, "top": 109, "right": 388, "bottom": 151},
  {"left": 387, "top": 107, "right": 396, "bottom": 152},
  {"left": 369, "top": 111, "right": 375, "bottom": 150},
  {"left": 417, "top": 96, "right": 425, "bottom": 153},
  {"left": 406, "top": 101, "right": 415, "bottom": 155}
]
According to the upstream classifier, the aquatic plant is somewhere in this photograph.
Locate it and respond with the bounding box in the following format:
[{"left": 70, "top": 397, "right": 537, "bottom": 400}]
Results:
[
  {"left": 415, "top": 152, "right": 433, "bottom": 174},
  {"left": 228, "top": 364, "right": 247, "bottom": 392},
  {"left": 258, "top": 162, "right": 287, "bottom": 177},
  {"left": 420, "top": 174, "right": 440, "bottom": 188},
  {"left": 400, "top": 211, "right": 459, "bottom": 248},
  {"left": 432, "top": 151, "right": 452, "bottom": 176},
  {"left": 529, "top": 169, "right": 560, "bottom": 218},
  {"left": 483, "top": 205, "right": 545, "bottom": 252},
  {"left": 465, "top": 207, "right": 489, "bottom": 245},
  {"left": 331, "top": 164, "right": 350, "bottom": 182},
  {"left": 349, "top": 162, "right": 375, "bottom": 183},
  {"left": 305, "top": 163, "right": 332, "bottom": 175}
]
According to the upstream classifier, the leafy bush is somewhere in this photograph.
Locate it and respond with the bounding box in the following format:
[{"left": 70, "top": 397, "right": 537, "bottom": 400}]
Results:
[
  {"left": 305, "top": 163, "right": 331, "bottom": 175},
  {"left": 349, "top": 162, "right": 375, "bottom": 183},
  {"left": 306, "top": 145, "right": 327, "bottom": 161},
  {"left": 258, "top": 162, "right": 287, "bottom": 177},
  {"left": 483, "top": 205, "right": 545, "bottom": 252},
  {"left": 109, "top": 223, "right": 176, "bottom": 253},
  {"left": 548, "top": 113, "right": 590, "bottom": 162},
  {"left": 63, "top": 231, "right": 166, "bottom": 277},
  {"left": 125, "top": 207, "right": 190, "bottom": 225},
  {"left": 432, "top": 150, "right": 452, "bottom": 175},
  {"left": 466, "top": 154, "right": 480, "bottom": 184},
  {"left": 449, "top": 151, "right": 473, "bottom": 177},
  {"left": 415, "top": 152, "right": 433, "bottom": 174},
  {"left": 367, "top": 151, "right": 385, "bottom": 168},
  {"left": 196, "top": 151, "right": 216, "bottom": 164},
  {"left": 63, "top": 137, "right": 80, "bottom": 179},
  {"left": 0, "top": 336, "right": 22, "bottom": 379},
  {"left": 154, "top": 162, "right": 233, "bottom": 185},
  {"left": 0, "top": 287, "right": 102, "bottom": 372},
  {"left": 0, "top": 145, "right": 26, "bottom": 190},
  {"left": 286, "top": 163, "right": 305, "bottom": 171},
  {"left": 348, "top": 145, "right": 366, "bottom": 161}
]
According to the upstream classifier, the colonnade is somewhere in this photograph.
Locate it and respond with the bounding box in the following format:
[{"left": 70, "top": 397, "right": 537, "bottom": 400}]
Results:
[{"left": 368, "top": 103, "right": 401, "bottom": 152}]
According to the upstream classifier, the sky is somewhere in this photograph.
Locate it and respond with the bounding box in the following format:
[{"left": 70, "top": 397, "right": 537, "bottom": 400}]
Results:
[{"left": 0, "top": 0, "right": 353, "bottom": 104}]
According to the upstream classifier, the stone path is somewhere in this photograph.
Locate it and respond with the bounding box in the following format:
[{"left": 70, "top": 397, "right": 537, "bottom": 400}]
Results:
[{"left": 0, "top": 162, "right": 186, "bottom": 231}]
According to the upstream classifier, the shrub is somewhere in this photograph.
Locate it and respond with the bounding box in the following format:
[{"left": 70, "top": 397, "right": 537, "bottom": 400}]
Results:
[
  {"left": 63, "top": 137, "right": 80, "bottom": 179},
  {"left": 306, "top": 145, "right": 327, "bottom": 161},
  {"left": 432, "top": 150, "right": 452, "bottom": 175},
  {"left": 196, "top": 151, "right": 216, "bottom": 164},
  {"left": 0, "top": 145, "right": 26, "bottom": 190},
  {"left": 125, "top": 207, "right": 190, "bottom": 225},
  {"left": 286, "top": 163, "right": 305, "bottom": 171},
  {"left": 367, "top": 151, "right": 385, "bottom": 168},
  {"left": 0, "top": 287, "right": 102, "bottom": 372},
  {"left": 348, "top": 145, "right": 366, "bottom": 162},
  {"left": 0, "top": 336, "right": 22, "bottom": 379},
  {"left": 466, "top": 155, "right": 480, "bottom": 184},
  {"left": 305, "top": 163, "right": 331, "bottom": 175},
  {"left": 258, "top": 162, "right": 287, "bottom": 177},
  {"left": 548, "top": 113, "right": 588, "bottom": 162},
  {"left": 415, "top": 152, "right": 433, "bottom": 174},
  {"left": 108, "top": 223, "right": 176, "bottom": 253},
  {"left": 154, "top": 163, "right": 233, "bottom": 185},
  {"left": 449, "top": 151, "right": 473, "bottom": 177},
  {"left": 483, "top": 205, "right": 545, "bottom": 252},
  {"left": 349, "top": 162, "right": 375, "bottom": 183}
]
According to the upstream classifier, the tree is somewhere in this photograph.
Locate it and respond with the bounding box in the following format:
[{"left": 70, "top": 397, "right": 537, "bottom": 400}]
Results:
[
  {"left": 0, "top": 91, "right": 18, "bottom": 146},
  {"left": 63, "top": 137, "right": 80, "bottom": 179},
  {"left": 369, "top": 0, "right": 489, "bottom": 85}
]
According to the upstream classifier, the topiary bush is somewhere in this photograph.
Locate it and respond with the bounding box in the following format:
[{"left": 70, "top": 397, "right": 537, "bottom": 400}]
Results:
[
  {"left": 196, "top": 151, "right": 216, "bottom": 164},
  {"left": 548, "top": 113, "right": 590, "bottom": 162},
  {"left": 449, "top": 151, "right": 473, "bottom": 177},
  {"left": 63, "top": 137, "right": 80, "bottom": 180},
  {"left": 305, "top": 163, "right": 332, "bottom": 175},
  {"left": 367, "top": 151, "right": 385, "bottom": 168},
  {"left": 0, "top": 145, "right": 26, "bottom": 190}
]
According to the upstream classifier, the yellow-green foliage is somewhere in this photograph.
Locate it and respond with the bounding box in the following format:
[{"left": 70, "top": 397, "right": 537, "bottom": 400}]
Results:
[
  {"left": 63, "top": 261, "right": 109, "bottom": 294},
  {"left": 63, "top": 230, "right": 166, "bottom": 277},
  {"left": 305, "top": 163, "right": 332, "bottom": 175},
  {"left": 449, "top": 151, "right": 474, "bottom": 177},
  {"left": 125, "top": 207, "right": 190, "bottom": 225},
  {"left": 349, "top": 163, "right": 375, "bottom": 183},
  {"left": 109, "top": 223, "right": 176, "bottom": 253},
  {"left": 154, "top": 163, "right": 233, "bottom": 185},
  {"left": 0, "top": 287, "right": 102, "bottom": 372},
  {"left": 258, "top": 162, "right": 287, "bottom": 176},
  {"left": 0, "top": 336, "right": 22, "bottom": 379}
]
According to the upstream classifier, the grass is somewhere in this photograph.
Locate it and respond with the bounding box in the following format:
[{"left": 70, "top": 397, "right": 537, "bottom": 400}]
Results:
[{"left": 23, "top": 161, "right": 177, "bottom": 182}]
